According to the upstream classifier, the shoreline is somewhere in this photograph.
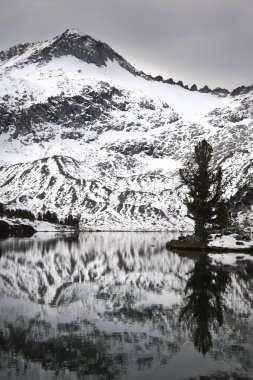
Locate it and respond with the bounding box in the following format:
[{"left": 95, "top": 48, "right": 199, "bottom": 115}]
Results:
[{"left": 166, "top": 239, "right": 253, "bottom": 254}]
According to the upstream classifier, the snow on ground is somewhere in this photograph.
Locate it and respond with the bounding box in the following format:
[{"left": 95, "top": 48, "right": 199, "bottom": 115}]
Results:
[
  {"left": 136, "top": 154, "right": 182, "bottom": 173},
  {"left": 1, "top": 217, "right": 75, "bottom": 232},
  {"left": 33, "top": 220, "right": 76, "bottom": 232},
  {"left": 209, "top": 234, "right": 253, "bottom": 249},
  {"left": 0, "top": 54, "right": 225, "bottom": 123}
]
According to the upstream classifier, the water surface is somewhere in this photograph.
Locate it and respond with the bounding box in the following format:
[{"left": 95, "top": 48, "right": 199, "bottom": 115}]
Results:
[{"left": 0, "top": 232, "right": 252, "bottom": 380}]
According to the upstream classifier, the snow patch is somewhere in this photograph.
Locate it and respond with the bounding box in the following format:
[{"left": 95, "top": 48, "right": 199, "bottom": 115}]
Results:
[{"left": 209, "top": 234, "right": 253, "bottom": 249}]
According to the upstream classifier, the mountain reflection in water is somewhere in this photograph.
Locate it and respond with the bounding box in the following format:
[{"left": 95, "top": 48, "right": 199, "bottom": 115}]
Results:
[{"left": 0, "top": 232, "right": 252, "bottom": 380}]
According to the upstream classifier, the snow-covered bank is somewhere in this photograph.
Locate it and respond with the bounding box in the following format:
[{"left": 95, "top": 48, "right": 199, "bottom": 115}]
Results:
[
  {"left": 167, "top": 233, "right": 253, "bottom": 253},
  {"left": 0, "top": 217, "right": 77, "bottom": 233},
  {"left": 209, "top": 233, "right": 253, "bottom": 250}
]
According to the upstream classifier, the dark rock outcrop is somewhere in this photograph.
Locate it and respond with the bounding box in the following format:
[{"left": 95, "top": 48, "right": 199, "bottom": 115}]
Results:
[
  {"left": 199, "top": 85, "right": 212, "bottom": 93},
  {"left": 230, "top": 85, "right": 253, "bottom": 97},
  {"left": 0, "top": 42, "right": 32, "bottom": 63},
  {"left": 190, "top": 84, "right": 198, "bottom": 91},
  {"left": 28, "top": 29, "right": 139, "bottom": 76},
  {"left": 212, "top": 87, "right": 230, "bottom": 97},
  {"left": 0, "top": 85, "right": 127, "bottom": 136},
  {"left": 0, "top": 220, "right": 36, "bottom": 238}
]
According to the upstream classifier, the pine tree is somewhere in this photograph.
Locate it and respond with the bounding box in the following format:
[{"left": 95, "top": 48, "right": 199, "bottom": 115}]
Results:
[
  {"left": 179, "top": 139, "right": 224, "bottom": 242},
  {"left": 215, "top": 200, "right": 231, "bottom": 230},
  {"left": 42, "top": 210, "right": 58, "bottom": 224},
  {"left": 64, "top": 214, "right": 79, "bottom": 227},
  {"left": 0, "top": 202, "right": 4, "bottom": 217}
]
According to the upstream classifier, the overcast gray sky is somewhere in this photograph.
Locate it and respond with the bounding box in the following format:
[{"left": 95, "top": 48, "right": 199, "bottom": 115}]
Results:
[{"left": 0, "top": 0, "right": 252, "bottom": 90}]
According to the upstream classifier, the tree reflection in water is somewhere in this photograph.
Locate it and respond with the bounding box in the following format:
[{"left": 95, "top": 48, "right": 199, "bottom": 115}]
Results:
[{"left": 179, "top": 255, "right": 231, "bottom": 355}]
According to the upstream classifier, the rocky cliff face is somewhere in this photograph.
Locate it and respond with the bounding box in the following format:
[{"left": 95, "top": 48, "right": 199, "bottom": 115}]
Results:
[{"left": 0, "top": 29, "right": 252, "bottom": 230}]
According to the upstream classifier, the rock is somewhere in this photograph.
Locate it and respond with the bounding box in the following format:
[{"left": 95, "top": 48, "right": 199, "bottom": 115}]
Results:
[
  {"left": 177, "top": 80, "right": 184, "bottom": 88},
  {"left": 190, "top": 84, "right": 198, "bottom": 91},
  {"left": 223, "top": 231, "right": 232, "bottom": 236},
  {"left": 199, "top": 85, "right": 211, "bottom": 93},
  {"left": 230, "top": 185, "right": 253, "bottom": 210},
  {"left": 164, "top": 78, "right": 175, "bottom": 85},
  {"left": 154, "top": 75, "right": 163, "bottom": 82},
  {"left": 230, "top": 85, "right": 253, "bottom": 97},
  {"left": 236, "top": 241, "right": 244, "bottom": 246},
  {"left": 0, "top": 220, "right": 36, "bottom": 238},
  {"left": 212, "top": 87, "right": 230, "bottom": 97},
  {"left": 235, "top": 234, "right": 251, "bottom": 242}
]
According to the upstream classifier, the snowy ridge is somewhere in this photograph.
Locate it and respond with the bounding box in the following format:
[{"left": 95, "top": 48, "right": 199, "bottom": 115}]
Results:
[
  {"left": 0, "top": 155, "right": 188, "bottom": 230},
  {"left": 0, "top": 30, "right": 253, "bottom": 230}
]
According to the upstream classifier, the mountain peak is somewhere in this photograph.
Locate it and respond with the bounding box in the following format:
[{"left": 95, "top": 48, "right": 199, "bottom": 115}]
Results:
[
  {"left": 57, "top": 28, "right": 94, "bottom": 42},
  {"left": 25, "top": 29, "right": 140, "bottom": 75},
  {"left": 63, "top": 28, "right": 83, "bottom": 36}
]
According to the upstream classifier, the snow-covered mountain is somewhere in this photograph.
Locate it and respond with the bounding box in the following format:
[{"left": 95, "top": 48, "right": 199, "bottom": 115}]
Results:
[{"left": 0, "top": 29, "right": 252, "bottom": 230}]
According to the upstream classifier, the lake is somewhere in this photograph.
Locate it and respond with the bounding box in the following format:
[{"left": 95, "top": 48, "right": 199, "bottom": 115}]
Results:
[{"left": 0, "top": 232, "right": 252, "bottom": 380}]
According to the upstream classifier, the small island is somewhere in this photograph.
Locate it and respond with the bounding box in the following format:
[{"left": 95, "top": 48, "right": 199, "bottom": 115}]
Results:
[
  {"left": 167, "top": 139, "right": 253, "bottom": 253},
  {"left": 167, "top": 233, "right": 253, "bottom": 253}
]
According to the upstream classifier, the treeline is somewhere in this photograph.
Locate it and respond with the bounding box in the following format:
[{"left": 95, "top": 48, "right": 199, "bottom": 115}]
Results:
[
  {"left": 5, "top": 208, "right": 35, "bottom": 221},
  {"left": 0, "top": 203, "right": 35, "bottom": 221},
  {"left": 0, "top": 202, "right": 79, "bottom": 227},
  {"left": 38, "top": 211, "right": 79, "bottom": 226},
  {"left": 38, "top": 211, "right": 58, "bottom": 224}
]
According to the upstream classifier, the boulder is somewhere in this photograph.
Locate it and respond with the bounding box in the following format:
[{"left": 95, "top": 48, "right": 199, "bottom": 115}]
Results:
[{"left": 0, "top": 220, "right": 36, "bottom": 238}]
